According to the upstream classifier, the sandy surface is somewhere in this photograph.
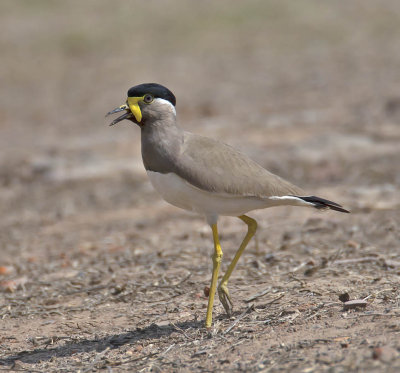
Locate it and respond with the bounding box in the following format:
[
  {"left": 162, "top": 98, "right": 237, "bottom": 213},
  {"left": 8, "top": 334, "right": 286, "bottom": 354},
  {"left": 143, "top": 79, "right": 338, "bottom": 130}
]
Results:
[{"left": 0, "top": 1, "right": 399, "bottom": 372}]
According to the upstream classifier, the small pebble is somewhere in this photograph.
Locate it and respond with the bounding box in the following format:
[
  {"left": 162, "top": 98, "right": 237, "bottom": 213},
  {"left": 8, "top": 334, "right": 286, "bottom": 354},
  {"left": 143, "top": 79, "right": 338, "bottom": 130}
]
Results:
[{"left": 339, "top": 292, "right": 350, "bottom": 303}]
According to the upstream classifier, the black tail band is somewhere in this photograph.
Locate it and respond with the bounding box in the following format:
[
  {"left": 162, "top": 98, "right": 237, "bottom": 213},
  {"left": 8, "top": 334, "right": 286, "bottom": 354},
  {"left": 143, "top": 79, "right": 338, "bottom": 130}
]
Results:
[{"left": 294, "top": 195, "right": 350, "bottom": 213}]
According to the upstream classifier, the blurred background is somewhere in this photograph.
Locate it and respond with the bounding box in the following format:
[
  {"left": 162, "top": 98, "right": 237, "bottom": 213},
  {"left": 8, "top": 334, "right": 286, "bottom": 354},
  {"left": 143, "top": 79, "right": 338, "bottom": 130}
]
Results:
[
  {"left": 1, "top": 1, "right": 400, "bottom": 370},
  {"left": 0, "top": 0, "right": 399, "bottom": 261}
]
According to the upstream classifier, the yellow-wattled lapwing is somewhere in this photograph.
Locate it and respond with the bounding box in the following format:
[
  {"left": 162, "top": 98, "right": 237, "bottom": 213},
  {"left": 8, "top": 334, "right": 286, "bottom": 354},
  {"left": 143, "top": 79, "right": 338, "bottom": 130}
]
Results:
[{"left": 106, "top": 83, "right": 349, "bottom": 328}]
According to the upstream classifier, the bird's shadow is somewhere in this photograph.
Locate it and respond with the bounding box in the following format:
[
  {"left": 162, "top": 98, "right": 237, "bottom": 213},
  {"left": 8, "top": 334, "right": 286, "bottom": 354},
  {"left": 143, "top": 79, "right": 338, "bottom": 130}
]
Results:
[{"left": 0, "top": 319, "right": 203, "bottom": 366}]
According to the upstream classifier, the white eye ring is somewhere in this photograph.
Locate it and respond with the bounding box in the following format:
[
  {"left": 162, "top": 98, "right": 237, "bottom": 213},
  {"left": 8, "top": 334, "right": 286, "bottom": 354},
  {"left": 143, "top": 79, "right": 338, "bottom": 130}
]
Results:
[{"left": 143, "top": 94, "right": 154, "bottom": 104}]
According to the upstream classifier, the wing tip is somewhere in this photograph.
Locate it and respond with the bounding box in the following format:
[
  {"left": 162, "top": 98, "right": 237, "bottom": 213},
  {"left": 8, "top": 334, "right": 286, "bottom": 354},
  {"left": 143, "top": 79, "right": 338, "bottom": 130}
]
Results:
[{"left": 294, "top": 195, "right": 350, "bottom": 213}]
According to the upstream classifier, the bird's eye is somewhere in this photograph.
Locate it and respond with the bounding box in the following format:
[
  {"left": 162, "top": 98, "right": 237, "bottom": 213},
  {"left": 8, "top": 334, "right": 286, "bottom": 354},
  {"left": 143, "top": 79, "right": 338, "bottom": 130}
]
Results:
[{"left": 143, "top": 94, "right": 154, "bottom": 104}]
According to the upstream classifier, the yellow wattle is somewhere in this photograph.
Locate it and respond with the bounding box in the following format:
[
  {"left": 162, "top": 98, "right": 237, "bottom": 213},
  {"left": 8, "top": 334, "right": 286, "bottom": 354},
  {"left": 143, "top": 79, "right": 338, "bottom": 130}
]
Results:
[{"left": 127, "top": 96, "right": 143, "bottom": 122}]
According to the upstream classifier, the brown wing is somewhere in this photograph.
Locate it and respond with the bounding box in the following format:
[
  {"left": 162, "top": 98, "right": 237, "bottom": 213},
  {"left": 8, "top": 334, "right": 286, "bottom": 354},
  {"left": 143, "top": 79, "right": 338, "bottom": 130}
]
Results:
[{"left": 174, "top": 133, "right": 303, "bottom": 198}]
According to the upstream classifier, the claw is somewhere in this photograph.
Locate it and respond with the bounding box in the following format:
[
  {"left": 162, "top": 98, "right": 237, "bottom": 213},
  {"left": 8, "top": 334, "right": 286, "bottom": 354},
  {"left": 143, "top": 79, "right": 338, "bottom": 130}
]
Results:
[{"left": 218, "top": 283, "right": 233, "bottom": 316}]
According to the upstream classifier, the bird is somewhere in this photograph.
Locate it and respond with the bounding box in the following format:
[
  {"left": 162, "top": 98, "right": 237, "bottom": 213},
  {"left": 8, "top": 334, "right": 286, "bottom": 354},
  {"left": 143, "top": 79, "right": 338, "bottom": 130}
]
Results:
[{"left": 106, "top": 83, "right": 349, "bottom": 328}]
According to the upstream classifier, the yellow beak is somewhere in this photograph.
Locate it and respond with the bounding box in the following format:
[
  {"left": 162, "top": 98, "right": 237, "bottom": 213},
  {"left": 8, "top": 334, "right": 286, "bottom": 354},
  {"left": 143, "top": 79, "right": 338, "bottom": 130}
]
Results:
[
  {"left": 127, "top": 97, "right": 143, "bottom": 122},
  {"left": 106, "top": 96, "right": 145, "bottom": 126}
]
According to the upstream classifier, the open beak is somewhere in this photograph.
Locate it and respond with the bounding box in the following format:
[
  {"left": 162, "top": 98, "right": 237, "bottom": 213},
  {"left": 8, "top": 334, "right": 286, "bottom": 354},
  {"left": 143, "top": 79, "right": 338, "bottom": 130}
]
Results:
[{"left": 105, "top": 104, "right": 133, "bottom": 126}]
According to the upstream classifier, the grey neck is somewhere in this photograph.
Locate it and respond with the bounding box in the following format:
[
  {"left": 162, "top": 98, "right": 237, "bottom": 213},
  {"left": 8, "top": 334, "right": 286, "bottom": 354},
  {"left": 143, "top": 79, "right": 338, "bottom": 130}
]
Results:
[{"left": 141, "top": 118, "right": 184, "bottom": 174}]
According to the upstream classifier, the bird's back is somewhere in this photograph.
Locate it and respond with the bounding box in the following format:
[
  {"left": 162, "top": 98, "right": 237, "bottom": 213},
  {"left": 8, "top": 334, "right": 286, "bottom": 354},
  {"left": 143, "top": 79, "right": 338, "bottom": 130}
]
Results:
[{"left": 174, "top": 132, "right": 303, "bottom": 198}]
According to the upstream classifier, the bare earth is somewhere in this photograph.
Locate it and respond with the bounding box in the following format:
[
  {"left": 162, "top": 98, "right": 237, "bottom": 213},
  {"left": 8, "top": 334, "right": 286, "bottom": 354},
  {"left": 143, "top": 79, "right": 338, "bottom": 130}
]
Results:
[{"left": 0, "top": 1, "right": 399, "bottom": 372}]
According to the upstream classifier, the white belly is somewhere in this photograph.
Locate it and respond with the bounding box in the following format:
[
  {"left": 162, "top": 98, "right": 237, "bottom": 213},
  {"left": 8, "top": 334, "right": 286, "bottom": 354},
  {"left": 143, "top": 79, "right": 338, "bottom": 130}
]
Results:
[{"left": 146, "top": 171, "right": 269, "bottom": 217}]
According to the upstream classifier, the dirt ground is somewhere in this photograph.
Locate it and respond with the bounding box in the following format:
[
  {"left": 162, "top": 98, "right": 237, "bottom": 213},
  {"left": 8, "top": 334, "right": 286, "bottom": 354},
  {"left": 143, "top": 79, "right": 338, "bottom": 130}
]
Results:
[{"left": 1, "top": 1, "right": 400, "bottom": 372}]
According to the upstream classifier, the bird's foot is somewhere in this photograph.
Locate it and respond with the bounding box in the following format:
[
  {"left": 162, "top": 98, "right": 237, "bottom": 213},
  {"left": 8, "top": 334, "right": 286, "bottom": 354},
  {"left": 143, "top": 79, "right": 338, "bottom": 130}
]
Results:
[{"left": 217, "top": 282, "right": 233, "bottom": 316}]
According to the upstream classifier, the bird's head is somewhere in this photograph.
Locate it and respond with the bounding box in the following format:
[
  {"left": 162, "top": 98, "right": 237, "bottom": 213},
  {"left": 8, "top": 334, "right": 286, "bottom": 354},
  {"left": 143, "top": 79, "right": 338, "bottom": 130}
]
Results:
[{"left": 106, "top": 83, "right": 176, "bottom": 126}]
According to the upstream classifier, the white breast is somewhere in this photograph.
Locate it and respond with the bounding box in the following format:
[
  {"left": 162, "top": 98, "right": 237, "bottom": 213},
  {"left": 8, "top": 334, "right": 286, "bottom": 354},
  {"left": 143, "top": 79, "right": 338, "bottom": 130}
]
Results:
[{"left": 146, "top": 171, "right": 271, "bottom": 217}]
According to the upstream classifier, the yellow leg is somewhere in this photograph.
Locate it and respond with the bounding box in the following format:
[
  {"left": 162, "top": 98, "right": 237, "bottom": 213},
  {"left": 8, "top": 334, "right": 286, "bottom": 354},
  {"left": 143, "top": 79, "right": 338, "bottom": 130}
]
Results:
[
  {"left": 218, "top": 215, "right": 257, "bottom": 316},
  {"left": 205, "top": 224, "right": 223, "bottom": 328}
]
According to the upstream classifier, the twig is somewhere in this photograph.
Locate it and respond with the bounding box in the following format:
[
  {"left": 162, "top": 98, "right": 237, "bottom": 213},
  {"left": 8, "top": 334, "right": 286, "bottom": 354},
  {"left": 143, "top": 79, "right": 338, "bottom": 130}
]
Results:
[
  {"left": 224, "top": 304, "right": 255, "bottom": 334},
  {"left": 306, "top": 304, "right": 325, "bottom": 320},
  {"left": 82, "top": 347, "right": 110, "bottom": 373},
  {"left": 135, "top": 272, "right": 192, "bottom": 289},
  {"left": 328, "top": 247, "right": 343, "bottom": 263},
  {"left": 173, "top": 273, "right": 191, "bottom": 286},
  {"left": 170, "top": 323, "right": 194, "bottom": 340},
  {"left": 192, "top": 350, "right": 209, "bottom": 357},
  {"left": 331, "top": 256, "right": 379, "bottom": 265},
  {"left": 139, "top": 292, "right": 184, "bottom": 304},
  {"left": 245, "top": 287, "right": 271, "bottom": 303},
  {"left": 65, "top": 284, "right": 109, "bottom": 296},
  {"left": 161, "top": 344, "right": 175, "bottom": 355},
  {"left": 288, "top": 262, "right": 308, "bottom": 273},
  {"left": 287, "top": 273, "right": 306, "bottom": 286},
  {"left": 263, "top": 293, "right": 285, "bottom": 306},
  {"left": 110, "top": 352, "right": 159, "bottom": 366},
  {"left": 0, "top": 366, "right": 42, "bottom": 373},
  {"left": 344, "top": 312, "right": 397, "bottom": 318}
]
